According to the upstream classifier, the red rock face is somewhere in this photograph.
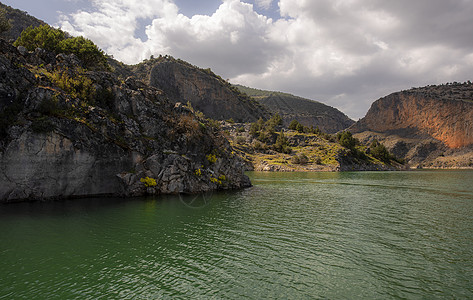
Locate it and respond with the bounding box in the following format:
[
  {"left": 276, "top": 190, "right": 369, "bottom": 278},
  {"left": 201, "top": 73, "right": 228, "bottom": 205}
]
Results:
[{"left": 351, "top": 86, "right": 473, "bottom": 149}]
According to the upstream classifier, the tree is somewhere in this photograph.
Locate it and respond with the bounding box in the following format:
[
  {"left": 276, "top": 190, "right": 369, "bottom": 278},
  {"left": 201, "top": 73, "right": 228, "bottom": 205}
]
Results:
[
  {"left": 337, "top": 131, "right": 357, "bottom": 150},
  {"left": 370, "top": 139, "right": 391, "bottom": 163},
  {"left": 0, "top": 7, "right": 11, "bottom": 34},
  {"left": 59, "top": 36, "right": 108, "bottom": 69},
  {"left": 289, "top": 120, "right": 300, "bottom": 130},
  {"left": 273, "top": 131, "right": 291, "bottom": 154},
  {"left": 14, "top": 25, "right": 65, "bottom": 51}
]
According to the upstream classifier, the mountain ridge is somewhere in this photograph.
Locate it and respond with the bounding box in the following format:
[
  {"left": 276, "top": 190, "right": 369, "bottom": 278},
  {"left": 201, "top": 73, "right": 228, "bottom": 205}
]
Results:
[{"left": 235, "top": 84, "right": 354, "bottom": 134}]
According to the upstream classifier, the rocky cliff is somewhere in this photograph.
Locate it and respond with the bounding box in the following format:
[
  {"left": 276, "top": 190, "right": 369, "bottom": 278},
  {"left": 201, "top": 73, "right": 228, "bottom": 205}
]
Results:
[
  {"left": 0, "top": 40, "right": 250, "bottom": 202},
  {"left": 127, "top": 56, "right": 270, "bottom": 123},
  {"left": 351, "top": 83, "right": 473, "bottom": 167},
  {"left": 235, "top": 85, "right": 354, "bottom": 134}
]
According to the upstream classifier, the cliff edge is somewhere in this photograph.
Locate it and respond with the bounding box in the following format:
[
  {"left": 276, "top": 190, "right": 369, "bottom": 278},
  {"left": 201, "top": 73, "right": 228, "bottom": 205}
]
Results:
[
  {"left": 0, "top": 40, "right": 250, "bottom": 202},
  {"left": 350, "top": 83, "right": 473, "bottom": 167}
]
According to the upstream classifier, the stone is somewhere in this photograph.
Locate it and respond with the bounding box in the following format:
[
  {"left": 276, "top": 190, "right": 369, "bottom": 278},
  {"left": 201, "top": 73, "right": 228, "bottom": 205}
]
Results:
[{"left": 17, "top": 46, "right": 27, "bottom": 56}]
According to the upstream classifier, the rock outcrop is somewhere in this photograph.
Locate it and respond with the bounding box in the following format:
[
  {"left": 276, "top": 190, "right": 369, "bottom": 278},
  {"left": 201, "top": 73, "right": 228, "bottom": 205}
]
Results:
[
  {"left": 0, "top": 40, "right": 251, "bottom": 202},
  {"left": 351, "top": 83, "right": 473, "bottom": 167},
  {"left": 128, "top": 56, "right": 270, "bottom": 123},
  {"left": 235, "top": 85, "right": 354, "bottom": 134}
]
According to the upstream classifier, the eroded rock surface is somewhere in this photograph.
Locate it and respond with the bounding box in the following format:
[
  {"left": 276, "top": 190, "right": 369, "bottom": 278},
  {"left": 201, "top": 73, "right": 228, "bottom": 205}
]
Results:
[
  {"left": 0, "top": 40, "right": 250, "bottom": 202},
  {"left": 351, "top": 84, "right": 473, "bottom": 167}
]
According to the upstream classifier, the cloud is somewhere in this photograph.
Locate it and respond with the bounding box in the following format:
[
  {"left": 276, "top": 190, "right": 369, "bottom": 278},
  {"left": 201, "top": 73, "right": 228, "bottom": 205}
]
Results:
[
  {"left": 60, "top": 0, "right": 473, "bottom": 119},
  {"left": 255, "top": 0, "right": 273, "bottom": 10}
]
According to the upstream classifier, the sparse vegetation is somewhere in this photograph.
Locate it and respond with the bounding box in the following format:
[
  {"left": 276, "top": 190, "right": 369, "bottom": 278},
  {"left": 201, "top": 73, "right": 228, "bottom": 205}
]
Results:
[
  {"left": 0, "top": 7, "right": 11, "bottom": 33},
  {"left": 369, "top": 139, "right": 393, "bottom": 163},
  {"left": 140, "top": 176, "right": 157, "bottom": 187},
  {"left": 14, "top": 25, "right": 108, "bottom": 70},
  {"left": 206, "top": 153, "right": 217, "bottom": 164},
  {"left": 273, "top": 131, "right": 291, "bottom": 154}
]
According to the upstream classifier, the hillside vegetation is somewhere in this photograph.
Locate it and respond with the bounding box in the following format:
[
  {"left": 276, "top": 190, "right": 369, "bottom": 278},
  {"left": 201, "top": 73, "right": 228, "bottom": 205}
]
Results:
[{"left": 222, "top": 116, "right": 401, "bottom": 172}]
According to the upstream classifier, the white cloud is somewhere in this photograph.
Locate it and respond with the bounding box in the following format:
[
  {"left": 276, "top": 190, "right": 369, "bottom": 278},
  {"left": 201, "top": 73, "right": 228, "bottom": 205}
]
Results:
[
  {"left": 60, "top": 0, "right": 473, "bottom": 119},
  {"left": 255, "top": 0, "right": 273, "bottom": 10}
]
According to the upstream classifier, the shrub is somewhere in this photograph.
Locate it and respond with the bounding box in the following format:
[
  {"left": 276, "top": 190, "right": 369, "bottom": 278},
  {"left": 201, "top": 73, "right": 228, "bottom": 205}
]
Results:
[
  {"left": 178, "top": 114, "right": 201, "bottom": 140},
  {"left": 291, "top": 153, "right": 309, "bottom": 165},
  {"left": 194, "top": 169, "right": 202, "bottom": 176},
  {"left": 140, "top": 176, "right": 157, "bottom": 187},
  {"left": 237, "top": 126, "right": 245, "bottom": 133},
  {"left": 370, "top": 139, "right": 391, "bottom": 163},
  {"left": 49, "top": 68, "right": 95, "bottom": 103},
  {"left": 206, "top": 153, "right": 217, "bottom": 164},
  {"left": 206, "top": 118, "right": 221, "bottom": 129},
  {"left": 14, "top": 25, "right": 65, "bottom": 52},
  {"left": 273, "top": 132, "right": 291, "bottom": 154},
  {"left": 0, "top": 7, "right": 11, "bottom": 34},
  {"left": 14, "top": 25, "right": 108, "bottom": 69},
  {"left": 58, "top": 36, "right": 108, "bottom": 69},
  {"left": 337, "top": 131, "right": 357, "bottom": 150},
  {"left": 289, "top": 120, "right": 299, "bottom": 130},
  {"left": 252, "top": 140, "right": 265, "bottom": 151},
  {"left": 267, "top": 113, "right": 282, "bottom": 129}
]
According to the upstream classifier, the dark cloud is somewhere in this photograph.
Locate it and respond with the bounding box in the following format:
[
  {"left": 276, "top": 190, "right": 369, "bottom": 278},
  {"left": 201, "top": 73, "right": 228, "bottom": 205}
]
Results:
[{"left": 58, "top": 0, "right": 473, "bottom": 119}]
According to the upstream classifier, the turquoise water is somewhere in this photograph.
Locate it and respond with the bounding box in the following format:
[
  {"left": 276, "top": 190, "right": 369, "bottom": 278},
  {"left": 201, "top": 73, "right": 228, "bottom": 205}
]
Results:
[{"left": 1, "top": 170, "right": 472, "bottom": 299}]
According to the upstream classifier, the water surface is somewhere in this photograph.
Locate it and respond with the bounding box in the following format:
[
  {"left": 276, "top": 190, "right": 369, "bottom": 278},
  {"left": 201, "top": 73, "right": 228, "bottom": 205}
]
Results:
[{"left": 1, "top": 170, "right": 472, "bottom": 299}]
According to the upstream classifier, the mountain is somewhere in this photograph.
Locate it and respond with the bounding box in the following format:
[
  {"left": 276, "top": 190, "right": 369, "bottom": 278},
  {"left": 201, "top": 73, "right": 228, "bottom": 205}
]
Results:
[
  {"left": 234, "top": 85, "right": 354, "bottom": 134},
  {"left": 0, "top": 37, "right": 250, "bottom": 202},
  {"left": 125, "top": 56, "right": 270, "bottom": 123},
  {"left": 0, "top": 3, "right": 46, "bottom": 41},
  {"left": 350, "top": 83, "right": 473, "bottom": 168}
]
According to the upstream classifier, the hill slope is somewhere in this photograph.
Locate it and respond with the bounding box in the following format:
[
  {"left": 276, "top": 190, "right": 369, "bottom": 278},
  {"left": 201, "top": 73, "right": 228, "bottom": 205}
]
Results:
[
  {"left": 235, "top": 85, "right": 354, "bottom": 133},
  {"left": 127, "top": 56, "right": 270, "bottom": 123},
  {"left": 0, "top": 3, "right": 46, "bottom": 41},
  {"left": 350, "top": 83, "right": 473, "bottom": 168}
]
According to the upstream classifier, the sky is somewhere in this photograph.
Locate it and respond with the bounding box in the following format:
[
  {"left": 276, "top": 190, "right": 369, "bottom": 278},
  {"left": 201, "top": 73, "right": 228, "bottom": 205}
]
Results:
[{"left": 3, "top": 0, "right": 473, "bottom": 119}]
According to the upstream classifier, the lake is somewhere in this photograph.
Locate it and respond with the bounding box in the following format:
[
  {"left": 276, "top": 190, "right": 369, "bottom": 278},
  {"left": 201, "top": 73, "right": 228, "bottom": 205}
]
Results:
[{"left": 1, "top": 170, "right": 472, "bottom": 299}]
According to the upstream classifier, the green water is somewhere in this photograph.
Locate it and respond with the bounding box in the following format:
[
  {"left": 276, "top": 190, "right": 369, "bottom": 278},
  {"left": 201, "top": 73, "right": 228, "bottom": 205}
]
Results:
[{"left": 1, "top": 170, "right": 472, "bottom": 299}]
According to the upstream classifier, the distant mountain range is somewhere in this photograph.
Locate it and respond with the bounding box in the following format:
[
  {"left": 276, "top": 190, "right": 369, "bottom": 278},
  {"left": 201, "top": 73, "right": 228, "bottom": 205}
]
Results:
[{"left": 234, "top": 85, "right": 354, "bottom": 134}]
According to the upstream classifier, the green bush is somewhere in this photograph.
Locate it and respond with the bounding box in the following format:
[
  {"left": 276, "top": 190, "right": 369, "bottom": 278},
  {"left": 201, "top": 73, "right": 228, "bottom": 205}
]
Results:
[
  {"left": 291, "top": 153, "right": 309, "bottom": 164},
  {"left": 206, "top": 153, "right": 217, "bottom": 164},
  {"left": 140, "top": 176, "right": 157, "bottom": 187},
  {"left": 0, "top": 7, "right": 11, "bottom": 34},
  {"left": 14, "top": 25, "right": 108, "bottom": 69},
  {"left": 289, "top": 120, "right": 300, "bottom": 130},
  {"left": 50, "top": 69, "right": 95, "bottom": 103},
  {"left": 337, "top": 131, "right": 357, "bottom": 150},
  {"left": 273, "top": 132, "right": 291, "bottom": 154},
  {"left": 370, "top": 139, "right": 392, "bottom": 163}
]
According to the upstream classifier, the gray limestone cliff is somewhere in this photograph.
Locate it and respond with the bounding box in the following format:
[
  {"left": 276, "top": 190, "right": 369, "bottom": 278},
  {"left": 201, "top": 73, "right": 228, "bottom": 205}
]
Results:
[
  {"left": 0, "top": 40, "right": 250, "bottom": 202},
  {"left": 128, "top": 56, "right": 270, "bottom": 123}
]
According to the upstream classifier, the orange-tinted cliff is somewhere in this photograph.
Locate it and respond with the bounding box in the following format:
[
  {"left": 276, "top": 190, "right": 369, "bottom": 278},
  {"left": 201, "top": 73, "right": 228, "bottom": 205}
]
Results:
[{"left": 351, "top": 83, "right": 473, "bottom": 148}]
